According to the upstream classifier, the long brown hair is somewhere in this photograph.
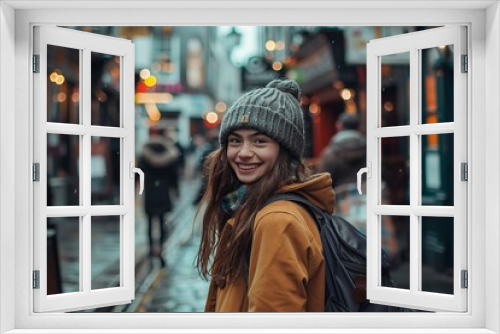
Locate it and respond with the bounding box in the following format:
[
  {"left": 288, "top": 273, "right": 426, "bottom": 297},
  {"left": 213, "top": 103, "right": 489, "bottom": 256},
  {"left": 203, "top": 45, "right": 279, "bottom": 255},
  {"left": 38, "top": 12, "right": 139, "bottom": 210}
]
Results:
[{"left": 196, "top": 144, "right": 311, "bottom": 283}]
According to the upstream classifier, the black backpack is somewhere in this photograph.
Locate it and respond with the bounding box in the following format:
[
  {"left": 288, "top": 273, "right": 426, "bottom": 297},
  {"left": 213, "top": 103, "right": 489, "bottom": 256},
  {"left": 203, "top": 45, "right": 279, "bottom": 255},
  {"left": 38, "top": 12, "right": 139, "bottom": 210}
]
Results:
[{"left": 263, "top": 192, "right": 412, "bottom": 312}]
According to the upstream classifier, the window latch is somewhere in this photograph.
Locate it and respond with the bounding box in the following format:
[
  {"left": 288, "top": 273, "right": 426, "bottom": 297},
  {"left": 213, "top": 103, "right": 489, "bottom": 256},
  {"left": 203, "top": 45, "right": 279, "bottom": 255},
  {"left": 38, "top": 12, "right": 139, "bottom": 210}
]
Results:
[
  {"left": 129, "top": 161, "right": 144, "bottom": 195},
  {"left": 357, "top": 161, "right": 371, "bottom": 194}
]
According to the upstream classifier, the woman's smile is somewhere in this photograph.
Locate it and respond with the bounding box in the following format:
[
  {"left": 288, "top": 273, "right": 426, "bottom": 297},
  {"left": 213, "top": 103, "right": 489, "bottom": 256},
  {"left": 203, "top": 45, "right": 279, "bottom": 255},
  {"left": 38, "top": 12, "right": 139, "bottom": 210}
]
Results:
[{"left": 236, "top": 163, "right": 260, "bottom": 171}]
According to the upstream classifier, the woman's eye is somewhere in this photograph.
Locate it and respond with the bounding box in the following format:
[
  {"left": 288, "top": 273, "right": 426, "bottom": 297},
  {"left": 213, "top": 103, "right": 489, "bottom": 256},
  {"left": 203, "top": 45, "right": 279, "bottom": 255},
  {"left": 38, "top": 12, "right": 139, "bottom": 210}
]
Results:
[
  {"left": 255, "top": 138, "right": 267, "bottom": 144},
  {"left": 228, "top": 138, "right": 240, "bottom": 144}
]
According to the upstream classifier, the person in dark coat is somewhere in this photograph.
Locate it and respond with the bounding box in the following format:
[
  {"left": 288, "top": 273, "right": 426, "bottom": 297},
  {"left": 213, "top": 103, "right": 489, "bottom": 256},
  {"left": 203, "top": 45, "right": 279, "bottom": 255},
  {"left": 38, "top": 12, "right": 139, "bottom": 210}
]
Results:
[
  {"left": 317, "top": 112, "right": 398, "bottom": 260},
  {"left": 139, "top": 128, "right": 180, "bottom": 267},
  {"left": 317, "top": 112, "right": 366, "bottom": 189},
  {"left": 192, "top": 129, "right": 220, "bottom": 205}
]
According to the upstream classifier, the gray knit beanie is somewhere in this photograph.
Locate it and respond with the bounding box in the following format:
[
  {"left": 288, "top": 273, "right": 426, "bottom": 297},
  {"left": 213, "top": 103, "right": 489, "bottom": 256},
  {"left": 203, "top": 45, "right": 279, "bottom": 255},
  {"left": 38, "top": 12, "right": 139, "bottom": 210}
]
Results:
[{"left": 219, "top": 79, "right": 304, "bottom": 160}]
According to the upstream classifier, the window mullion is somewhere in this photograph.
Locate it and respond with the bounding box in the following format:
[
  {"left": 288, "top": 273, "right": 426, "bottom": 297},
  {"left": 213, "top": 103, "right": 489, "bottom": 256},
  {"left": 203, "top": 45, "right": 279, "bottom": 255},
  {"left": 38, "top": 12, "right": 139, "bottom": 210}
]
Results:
[
  {"left": 409, "top": 47, "right": 420, "bottom": 295},
  {"left": 90, "top": 126, "right": 129, "bottom": 138},
  {"left": 81, "top": 214, "right": 90, "bottom": 293},
  {"left": 89, "top": 205, "right": 129, "bottom": 216},
  {"left": 82, "top": 47, "right": 92, "bottom": 295}
]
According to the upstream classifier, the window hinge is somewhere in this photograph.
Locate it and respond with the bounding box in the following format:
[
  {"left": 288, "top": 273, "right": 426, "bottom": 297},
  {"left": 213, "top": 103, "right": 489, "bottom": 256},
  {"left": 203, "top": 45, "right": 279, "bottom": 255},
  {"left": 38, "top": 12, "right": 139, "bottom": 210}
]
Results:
[
  {"left": 461, "top": 163, "right": 468, "bottom": 181},
  {"left": 33, "top": 270, "right": 40, "bottom": 289},
  {"left": 461, "top": 270, "right": 468, "bottom": 289},
  {"left": 33, "top": 163, "right": 40, "bottom": 182},
  {"left": 461, "top": 54, "right": 468, "bottom": 73},
  {"left": 33, "top": 54, "right": 40, "bottom": 73}
]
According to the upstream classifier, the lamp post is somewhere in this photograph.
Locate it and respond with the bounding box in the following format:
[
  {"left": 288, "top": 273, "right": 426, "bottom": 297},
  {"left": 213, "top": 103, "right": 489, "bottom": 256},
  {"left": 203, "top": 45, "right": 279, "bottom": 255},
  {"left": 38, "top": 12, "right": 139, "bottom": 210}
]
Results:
[{"left": 224, "top": 27, "right": 242, "bottom": 56}]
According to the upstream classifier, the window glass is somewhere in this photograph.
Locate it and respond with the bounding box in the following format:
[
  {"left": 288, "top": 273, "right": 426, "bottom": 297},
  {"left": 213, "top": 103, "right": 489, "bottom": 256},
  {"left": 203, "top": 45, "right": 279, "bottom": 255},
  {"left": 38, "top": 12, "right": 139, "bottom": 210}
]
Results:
[
  {"left": 47, "top": 44, "right": 80, "bottom": 124},
  {"left": 91, "top": 137, "right": 121, "bottom": 205},
  {"left": 381, "top": 136, "right": 410, "bottom": 206},
  {"left": 91, "top": 216, "right": 121, "bottom": 290},
  {"left": 47, "top": 217, "right": 80, "bottom": 295},
  {"left": 421, "top": 134, "right": 454, "bottom": 206},
  {"left": 381, "top": 215, "right": 410, "bottom": 290},
  {"left": 47, "top": 134, "right": 80, "bottom": 206},
  {"left": 381, "top": 52, "right": 410, "bottom": 127},
  {"left": 91, "top": 52, "right": 121, "bottom": 127},
  {"left": 422, "top": 216, "right": 454, "bottom": 294},
  {"left": 421, "top": 45, "right": 454, "bottom": 124}
]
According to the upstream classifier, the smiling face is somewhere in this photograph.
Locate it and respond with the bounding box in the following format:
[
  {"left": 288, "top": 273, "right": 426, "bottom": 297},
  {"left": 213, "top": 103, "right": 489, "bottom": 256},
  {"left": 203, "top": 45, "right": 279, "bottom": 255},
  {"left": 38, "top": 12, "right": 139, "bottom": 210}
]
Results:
[{"left": 226, "top": 129, "right": 280, "bottom": 186}]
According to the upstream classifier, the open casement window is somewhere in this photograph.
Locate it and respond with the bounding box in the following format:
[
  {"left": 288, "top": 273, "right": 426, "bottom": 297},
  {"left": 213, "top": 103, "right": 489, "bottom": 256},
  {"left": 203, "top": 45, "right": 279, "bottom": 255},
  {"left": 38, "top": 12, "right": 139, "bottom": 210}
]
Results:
[
  {"left": 33, "top": 26, "right": 139, "bottom": 312},
  {"left": 365, "top": 26, "right": 467, "bottom": 312}
]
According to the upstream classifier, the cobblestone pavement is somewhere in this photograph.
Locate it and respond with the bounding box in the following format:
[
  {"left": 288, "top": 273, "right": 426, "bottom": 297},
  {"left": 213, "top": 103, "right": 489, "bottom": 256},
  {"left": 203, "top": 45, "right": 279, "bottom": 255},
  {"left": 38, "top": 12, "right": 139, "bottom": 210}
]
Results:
[
  {"left": 115, "top": 176, "right": 210, "bottom": 313},
  {"left": 148, "top": 204, "right": 209, "bottom": 312},
  {"left": 130, "top": 211, "right": 209, "bottom": 313}
]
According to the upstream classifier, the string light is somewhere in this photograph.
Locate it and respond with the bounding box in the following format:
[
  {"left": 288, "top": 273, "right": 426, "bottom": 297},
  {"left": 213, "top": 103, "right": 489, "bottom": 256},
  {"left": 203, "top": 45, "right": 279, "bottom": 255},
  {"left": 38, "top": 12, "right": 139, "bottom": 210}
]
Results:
[
  {"left": 272, "top": 62, "right": 283, "bottom": 71},
  {"left": 139, "top": 69, "right": 151, "bottom": 80},
  {"left": 265, "top": 40, "right": 276, "bottom": 51},
  {"left": 205, "top": 112, "right": 218, "bottom": 125},
  {"left": 215, "top": 102, "right": 227, "bottom": 112},
  {"left": 144, "top": 75, "right": 157, "bottom": 88}
]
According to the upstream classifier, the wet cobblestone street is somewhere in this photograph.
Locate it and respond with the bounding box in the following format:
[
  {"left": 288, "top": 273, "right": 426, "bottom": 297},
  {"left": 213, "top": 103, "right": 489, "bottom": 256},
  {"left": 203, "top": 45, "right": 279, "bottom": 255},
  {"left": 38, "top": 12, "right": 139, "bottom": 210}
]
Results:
[
  {"left": 114, "top": 176, "right": 210, "bottom": 313},
  {"left": 52, "top": 175, "right": 210, "bottom": 313}
]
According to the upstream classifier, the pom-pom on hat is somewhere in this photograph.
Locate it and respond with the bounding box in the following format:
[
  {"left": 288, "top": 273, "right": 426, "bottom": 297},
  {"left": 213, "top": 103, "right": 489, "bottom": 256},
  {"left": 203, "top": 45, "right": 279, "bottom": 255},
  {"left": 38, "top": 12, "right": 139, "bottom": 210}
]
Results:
[{"left": 219, "top": 79, "right": 305, "bottom": 160}]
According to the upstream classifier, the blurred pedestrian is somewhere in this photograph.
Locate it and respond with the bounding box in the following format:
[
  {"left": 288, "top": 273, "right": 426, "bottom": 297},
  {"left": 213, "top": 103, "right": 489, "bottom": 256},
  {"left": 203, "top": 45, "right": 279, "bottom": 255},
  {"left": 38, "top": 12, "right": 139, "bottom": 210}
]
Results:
[
  {"left": 317, "top": 112, "right": 366, "bottom": 189},
  {"left": 139, "top": 128, "right": 180, "bottom": 267},
  {"left": 317, "top": 112, "right": 398, "bottom": 259},
  {"left": 192, "top": 128, "right": 219, "bottom": 205},
  {"left": 166, "top": 128, "right": 186, "bottom": 199},
  {"left": 196, "top": 79, "right": 334, "bottom": 312}
]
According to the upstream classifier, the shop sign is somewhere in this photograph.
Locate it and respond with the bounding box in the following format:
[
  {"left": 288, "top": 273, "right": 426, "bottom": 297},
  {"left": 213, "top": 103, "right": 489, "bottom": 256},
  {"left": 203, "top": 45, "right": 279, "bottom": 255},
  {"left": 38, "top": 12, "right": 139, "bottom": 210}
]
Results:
[
  {"left": 292, "top": 43, "right": 337, "bottom": 86},
  {"left": 345, "top": 26, "right": 417, "bottom": 64}
]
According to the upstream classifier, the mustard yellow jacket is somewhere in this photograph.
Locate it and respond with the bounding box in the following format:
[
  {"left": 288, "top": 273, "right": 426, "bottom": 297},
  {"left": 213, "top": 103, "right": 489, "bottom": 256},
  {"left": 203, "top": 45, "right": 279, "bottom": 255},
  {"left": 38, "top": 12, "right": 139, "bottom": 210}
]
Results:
[{"left": 205, "top": 173, "right": 335, "bottom": 312}]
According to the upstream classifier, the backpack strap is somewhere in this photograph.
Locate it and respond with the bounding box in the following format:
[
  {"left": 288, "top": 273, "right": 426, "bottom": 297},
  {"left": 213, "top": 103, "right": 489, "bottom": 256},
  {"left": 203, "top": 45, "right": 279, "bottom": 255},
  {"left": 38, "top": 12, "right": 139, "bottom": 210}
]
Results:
[{"left": 264, "top": 192, "right": 329, "bottom": 229}]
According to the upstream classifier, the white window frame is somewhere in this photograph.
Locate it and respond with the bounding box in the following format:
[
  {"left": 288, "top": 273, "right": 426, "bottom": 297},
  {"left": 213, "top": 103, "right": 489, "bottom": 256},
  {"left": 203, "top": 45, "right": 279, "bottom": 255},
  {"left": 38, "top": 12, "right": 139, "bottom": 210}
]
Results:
[
  {"left": 0, "top": 1, "right": 499, "bottom": 333},
  {"left": 33, "top": 25, "right": 136, "bottom": 313},
  {"left": 365, "top": 26, "right": 468, "bottom": 312}
]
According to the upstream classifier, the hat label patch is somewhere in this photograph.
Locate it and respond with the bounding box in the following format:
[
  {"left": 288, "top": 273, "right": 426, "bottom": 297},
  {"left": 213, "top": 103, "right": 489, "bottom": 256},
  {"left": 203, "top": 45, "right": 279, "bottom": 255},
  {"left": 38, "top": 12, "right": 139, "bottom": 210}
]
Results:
[{"left": 239, "top": 114, "right": 250, "bottom": 123}]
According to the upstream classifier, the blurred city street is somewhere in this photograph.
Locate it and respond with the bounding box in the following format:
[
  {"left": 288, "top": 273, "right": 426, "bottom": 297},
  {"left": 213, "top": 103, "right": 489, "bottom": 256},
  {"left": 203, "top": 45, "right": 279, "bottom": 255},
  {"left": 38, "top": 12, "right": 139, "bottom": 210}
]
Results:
[
  {"left": 118, "top": 174, "right": 210, "bottom": 313},
  {"left": 62, "top": 169, "right": 209, "bottom": 313},
  {"left": 44, "top": 25, "right": 457, "bottom": 313}
]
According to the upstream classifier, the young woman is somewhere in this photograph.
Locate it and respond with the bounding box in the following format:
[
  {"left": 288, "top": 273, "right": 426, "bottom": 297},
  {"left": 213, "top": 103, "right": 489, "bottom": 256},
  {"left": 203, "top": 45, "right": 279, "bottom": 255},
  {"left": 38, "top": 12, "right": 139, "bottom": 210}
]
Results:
[{"left": 196, "top": 79, "right": 335, "bottom": 312}]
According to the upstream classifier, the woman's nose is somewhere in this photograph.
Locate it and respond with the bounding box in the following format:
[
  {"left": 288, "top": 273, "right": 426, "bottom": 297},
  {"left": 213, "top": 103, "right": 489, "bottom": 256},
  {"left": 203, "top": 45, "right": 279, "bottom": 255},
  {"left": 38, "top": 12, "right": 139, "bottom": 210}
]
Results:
[{"left": 238, "top": 143, "right": 254, "bottom": 158}]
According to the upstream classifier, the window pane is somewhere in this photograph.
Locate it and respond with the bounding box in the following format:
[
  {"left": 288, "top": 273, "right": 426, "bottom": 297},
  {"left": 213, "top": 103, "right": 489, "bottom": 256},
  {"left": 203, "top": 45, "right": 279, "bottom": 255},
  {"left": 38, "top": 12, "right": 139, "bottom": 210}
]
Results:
[
  {"left": 47, "top": 217, "right": 80, "bottom": 295},
  {"left": 422, "top": 217, "right": 454, "bottom": 294},
  {"left": 380, "top": 52, "right": 410, "bottom": 127},
  {"left": 421, "top": 45, "right": 454, "bottom": 124},
  {"left": 91, "top": 137, "right": 121, "bottom": 205},
  {"left": 47, "top": 134, "right": 79, "bottom": 206},
  {"left": 91, "top": 216, "right": 121, "bottom": 290},
  {"left": 421, "top": 133, "right": 454, "bottom": 206},
  {"left": 381, "top": 215, "right": 409, "bottom": 290},
  {"left": 381, "top": 137, "right": 410, "bottom": 205},
  {"left": 47, "top": 45, "right": 80, "bottom": 124},
  {"left": 91, "top": 52, "right": 121, "bottom": 127}
]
